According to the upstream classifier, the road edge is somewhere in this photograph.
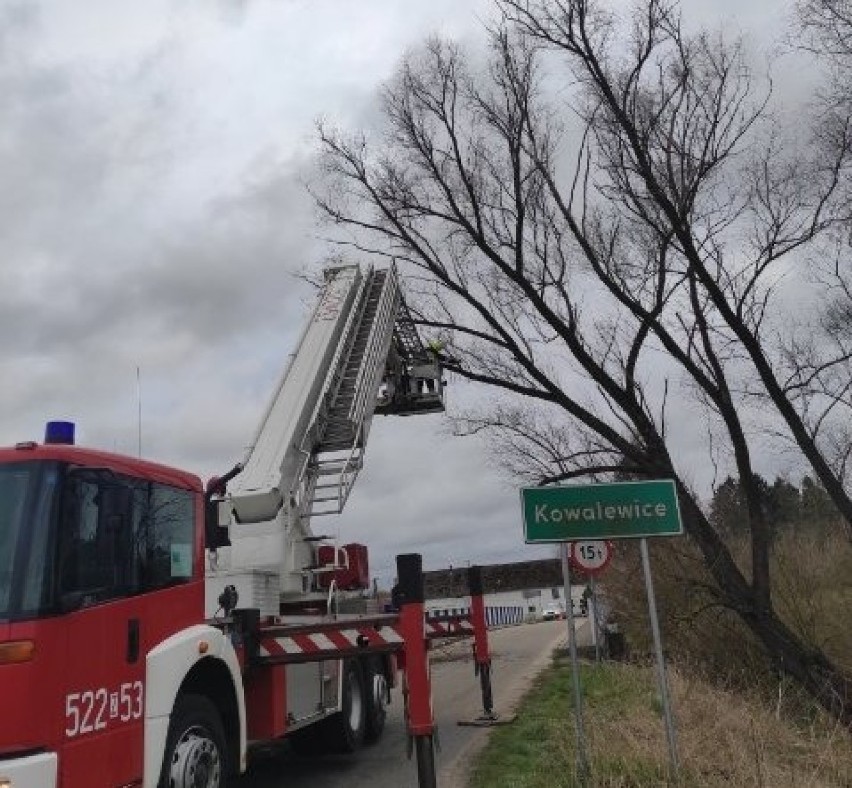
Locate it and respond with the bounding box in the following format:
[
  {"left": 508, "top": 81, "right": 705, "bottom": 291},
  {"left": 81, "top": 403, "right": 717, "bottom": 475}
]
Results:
[{"left": 439, "top": 623, "right": 568, "bottom": 788}]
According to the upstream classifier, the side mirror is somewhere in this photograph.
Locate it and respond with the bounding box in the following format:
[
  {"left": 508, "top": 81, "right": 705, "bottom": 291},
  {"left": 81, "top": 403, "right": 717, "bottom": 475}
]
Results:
[
  {"left": 204, "top": 463, "right": 242, "bottom": 550},
  {"left": 205, "top": 499, "right": 231, "bottom": 550}
]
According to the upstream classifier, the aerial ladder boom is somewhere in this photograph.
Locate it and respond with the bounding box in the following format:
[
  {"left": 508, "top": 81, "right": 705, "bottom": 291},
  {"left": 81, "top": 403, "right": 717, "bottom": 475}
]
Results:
[
  {"left": 228, "top": 264, "right": 364, "bottom": 525},
  {"left": 207, "top": 263, "right": 443, "bottom": 609}
]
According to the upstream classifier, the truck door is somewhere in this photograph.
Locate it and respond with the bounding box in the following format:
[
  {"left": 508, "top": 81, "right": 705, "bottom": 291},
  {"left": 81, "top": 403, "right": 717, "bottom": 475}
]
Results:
[
  {"left": 57, "top": 475, "right": 147, "bottom": 787},
  {"left": 57, "top": 473, "right": 201, "bottom": 787}
]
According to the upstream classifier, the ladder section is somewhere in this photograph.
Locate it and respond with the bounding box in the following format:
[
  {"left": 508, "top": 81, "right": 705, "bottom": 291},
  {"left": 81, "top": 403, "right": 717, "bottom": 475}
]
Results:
[
  {"left": 302, "top": 265, "right": 401, "bottom": 516},
  {"left": 318, "top": 267, "right": 399, "bottom": 449},
  {"left": 227, "top": 265, "right": 363, "bottom": 525}
]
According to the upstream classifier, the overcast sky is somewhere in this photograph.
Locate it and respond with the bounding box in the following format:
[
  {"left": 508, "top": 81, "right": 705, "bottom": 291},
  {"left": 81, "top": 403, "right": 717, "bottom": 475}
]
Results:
[{"left": 0, "top": 0, "right": 807, "bottom": 584}]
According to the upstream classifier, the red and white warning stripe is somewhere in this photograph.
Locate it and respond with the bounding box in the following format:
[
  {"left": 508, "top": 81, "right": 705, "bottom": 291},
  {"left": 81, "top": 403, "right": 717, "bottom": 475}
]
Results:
[
  {"left": 425, "top": 618, "right": 475, "bottom": 638},
  {"left": 259, "top": 625, "right": 405, "bottom": 659}
]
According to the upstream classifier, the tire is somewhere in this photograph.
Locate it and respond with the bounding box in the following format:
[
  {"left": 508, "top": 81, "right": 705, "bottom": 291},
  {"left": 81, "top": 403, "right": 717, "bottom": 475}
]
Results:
[
  {"left": 324, "top": 660, "right": 366, "bottom": 753},
  {"left": 160, "top": 694, "right": 228, "bottom": 788},
  {"left": 363, "top": 657, "right": 389, "bottom": 744}
]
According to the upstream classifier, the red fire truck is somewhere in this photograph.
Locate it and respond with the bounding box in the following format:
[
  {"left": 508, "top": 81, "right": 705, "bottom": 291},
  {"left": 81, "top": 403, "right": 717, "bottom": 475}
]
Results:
[{"left": 0, "top": 265, "right": 493, "bottom": 788}]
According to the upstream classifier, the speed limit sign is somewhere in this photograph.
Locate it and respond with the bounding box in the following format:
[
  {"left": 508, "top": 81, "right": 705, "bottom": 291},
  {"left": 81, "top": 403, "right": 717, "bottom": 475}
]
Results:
[{"left": 569, "top": 540, "right": 613, "bottom": 575}]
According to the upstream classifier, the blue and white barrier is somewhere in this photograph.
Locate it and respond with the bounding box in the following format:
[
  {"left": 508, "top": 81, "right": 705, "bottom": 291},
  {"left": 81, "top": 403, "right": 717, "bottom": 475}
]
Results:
[
  {"left": 484, "top": 605, "right": 524, "bottom": 627},
  {"left": 424, "top": 605, "right": 525, "bottom": 629}
]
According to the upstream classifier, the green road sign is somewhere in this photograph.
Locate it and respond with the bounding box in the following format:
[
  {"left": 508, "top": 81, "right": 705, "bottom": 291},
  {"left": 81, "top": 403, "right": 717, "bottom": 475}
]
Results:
[{"left": 521, "top": 479, "right": 683, "bottom": 542}]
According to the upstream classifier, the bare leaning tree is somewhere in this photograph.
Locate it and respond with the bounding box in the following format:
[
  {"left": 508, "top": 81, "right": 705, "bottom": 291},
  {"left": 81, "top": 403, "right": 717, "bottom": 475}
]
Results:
[{"left": 314, "top": 0, "right": 852, "bottom": 726}]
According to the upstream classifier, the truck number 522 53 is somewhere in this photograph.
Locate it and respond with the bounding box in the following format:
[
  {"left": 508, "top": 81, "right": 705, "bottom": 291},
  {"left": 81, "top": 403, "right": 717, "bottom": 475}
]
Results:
[{"left": 65, "top": 682, "right": 144, "bottom": 738}]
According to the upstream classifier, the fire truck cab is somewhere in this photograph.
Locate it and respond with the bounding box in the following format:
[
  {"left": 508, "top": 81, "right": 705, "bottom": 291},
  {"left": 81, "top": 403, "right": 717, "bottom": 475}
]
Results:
[{"left": 0, "top": 437, "right": 218, "bottom": 788}]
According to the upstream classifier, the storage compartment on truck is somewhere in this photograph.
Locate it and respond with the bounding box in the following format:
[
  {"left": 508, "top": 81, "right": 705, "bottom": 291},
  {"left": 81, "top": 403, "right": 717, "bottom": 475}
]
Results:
[{"left": 316, "top": 543, "right": 369, "bottom": 590}]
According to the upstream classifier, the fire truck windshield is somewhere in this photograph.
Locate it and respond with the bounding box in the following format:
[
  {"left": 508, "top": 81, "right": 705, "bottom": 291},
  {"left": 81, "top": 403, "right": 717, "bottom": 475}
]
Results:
[{"left": 0, "top": 461, "right": 60, "bottom": 621}]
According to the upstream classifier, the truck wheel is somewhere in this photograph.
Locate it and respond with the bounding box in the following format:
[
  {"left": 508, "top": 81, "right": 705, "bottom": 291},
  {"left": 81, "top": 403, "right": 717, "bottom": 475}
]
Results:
[
  {"left": 326, "top": 660, "right": 366, "bottom": 753},
  {"left": 160, "top": 694, "right": 228, "bottom": 788},
  {"left": 363, "top": 658, "right": 388, "bottom": 744}
]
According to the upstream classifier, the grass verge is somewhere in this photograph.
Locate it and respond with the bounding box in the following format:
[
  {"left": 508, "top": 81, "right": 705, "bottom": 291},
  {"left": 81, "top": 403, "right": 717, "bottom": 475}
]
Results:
[{"left": 467, "top": 654, "right": 852, "bottom": 787}]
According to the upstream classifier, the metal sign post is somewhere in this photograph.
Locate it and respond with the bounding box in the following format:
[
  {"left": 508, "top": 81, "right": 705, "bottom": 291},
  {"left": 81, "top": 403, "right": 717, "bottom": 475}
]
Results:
[
  {"left": 589, "top": 576, "right": 600, "bottom": 663},
  {"left": 640, "top": 538, "right": 679, "bottom": 779},
  {"left": 561, "top": 544, "right": 589, "bottom": 783},
  {"left": 568, "top": 541, "right": 611, "bottom": 665}
]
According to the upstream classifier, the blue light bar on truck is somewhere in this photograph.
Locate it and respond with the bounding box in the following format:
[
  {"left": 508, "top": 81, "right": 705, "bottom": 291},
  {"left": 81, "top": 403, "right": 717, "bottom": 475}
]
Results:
[{"left": 44, "top": 421, "right": 75, "bottom": 445}]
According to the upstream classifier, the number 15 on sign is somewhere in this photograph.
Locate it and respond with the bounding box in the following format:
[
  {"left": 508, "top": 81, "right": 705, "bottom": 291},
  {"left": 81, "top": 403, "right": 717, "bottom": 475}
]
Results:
[{"left": 569, "top": 540, "right": 613, "bottom": 575}]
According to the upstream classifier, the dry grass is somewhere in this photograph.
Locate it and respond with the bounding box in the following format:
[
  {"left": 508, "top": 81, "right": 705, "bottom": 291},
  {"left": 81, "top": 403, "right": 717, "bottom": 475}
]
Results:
[
  {"left": 580, "top": 662, "right": 852, "bottom": 787},
  {"left": 771, "top": 529, "right": 852, "bottom": 674},
  {"left": 470, "top": 657, "right": 852, "bottom": 787}
]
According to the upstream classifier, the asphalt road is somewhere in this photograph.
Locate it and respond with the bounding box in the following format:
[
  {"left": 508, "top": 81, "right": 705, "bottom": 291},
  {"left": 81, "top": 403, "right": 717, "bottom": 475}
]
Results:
[{"left": 234, "top": 619, "right": 575, "bottom": 788}]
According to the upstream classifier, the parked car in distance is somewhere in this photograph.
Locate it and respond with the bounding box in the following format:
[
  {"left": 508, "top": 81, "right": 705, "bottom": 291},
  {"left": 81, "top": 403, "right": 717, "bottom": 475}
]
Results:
[{"left": 541, "top": 602, "right": 564, "bottom": 621}]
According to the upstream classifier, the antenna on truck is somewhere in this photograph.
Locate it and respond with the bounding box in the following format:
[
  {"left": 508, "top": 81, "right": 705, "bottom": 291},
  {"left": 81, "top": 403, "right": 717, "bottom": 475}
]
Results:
[{"left": 136, "top": 365, "right": 143, "bottom": 458}]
